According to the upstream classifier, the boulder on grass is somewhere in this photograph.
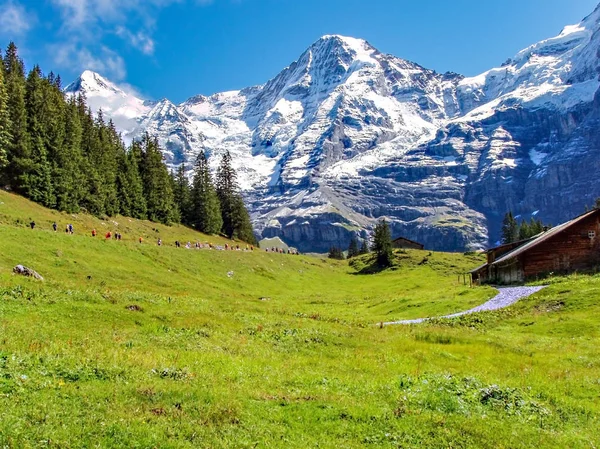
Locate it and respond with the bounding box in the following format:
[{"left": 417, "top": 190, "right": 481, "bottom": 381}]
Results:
[{"left": 13, "top": 265, "right": 44, "bottom": 281}]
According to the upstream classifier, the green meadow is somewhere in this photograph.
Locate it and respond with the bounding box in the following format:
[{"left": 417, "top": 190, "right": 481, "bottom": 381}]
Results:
[{"left": 0, "top": 191, "right": 598, "bottom": 448}]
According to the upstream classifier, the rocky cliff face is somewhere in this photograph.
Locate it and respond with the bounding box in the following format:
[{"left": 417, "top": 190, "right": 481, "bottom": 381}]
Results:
[{"left": 65, "top": 4, "right": 600, "bottom": 252}]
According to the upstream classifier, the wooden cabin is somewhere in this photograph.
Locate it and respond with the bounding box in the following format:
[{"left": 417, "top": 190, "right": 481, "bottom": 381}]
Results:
[
  {"left": 392, "top": 236, "right": 424, "bottom": 250},
  {"left": 471, "top": 209, "right": 600, "bottom": 284}
]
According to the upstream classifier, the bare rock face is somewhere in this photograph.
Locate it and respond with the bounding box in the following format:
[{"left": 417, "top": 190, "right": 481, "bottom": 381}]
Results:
[
  {"left": 13, "top": 265, "right": 44, "bottom": 281},
  {"left": 65, "top": 5, "right": 600, "bottom": 251}
]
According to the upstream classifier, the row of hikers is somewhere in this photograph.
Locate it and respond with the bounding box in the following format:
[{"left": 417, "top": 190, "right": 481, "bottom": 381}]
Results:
[
  {"left": 31, "top": 221, "right": 75, "bottom": 234},
  {"left": 27, "top": 220, "right": 300, "bottom": 254}
]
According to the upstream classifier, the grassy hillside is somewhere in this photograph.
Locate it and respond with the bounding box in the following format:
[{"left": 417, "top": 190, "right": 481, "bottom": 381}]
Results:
[{"left": 0, "top": 191, "right": 599, "bottom": 448}]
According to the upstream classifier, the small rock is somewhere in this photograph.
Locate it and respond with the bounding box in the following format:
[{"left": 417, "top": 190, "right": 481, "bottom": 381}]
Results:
[
  {"left": 227, "top": 271, "right": 234, "bottom": 278},
  {"left": 13, "top": 265, "right": 43, "bottom": 281},
  {"left": 259, "top": 297, "right": 271, "bottom": 301},
  {"left": 126, "top": 304, "right": 143, "bottom": 312}
]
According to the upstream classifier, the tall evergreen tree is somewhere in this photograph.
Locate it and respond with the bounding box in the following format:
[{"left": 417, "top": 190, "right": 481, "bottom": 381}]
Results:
[
  {"left": 3, "top": 42, "right": 31, "bottom": 193},
  {"left": 126, "top": 141, "right": 147, "bottom": 219},
  {"left": 328, "top": 247, "right": 345, "bottom": 260},
  {"left": 216, "top": 150, "right": 238, "bottom": 237},
  {"left": 216, "top": 150, "right": 255, "bottom": 242},
  {"left": 116, "top": 141, "right": 147, "bottom": 219},
  {"left": 347, "top": 237, "right": 359, "bottom": 258},
  {"left": 78, "top": 105, "right": 104, "bottom": 215},
  {"left": 372, "top": 219, "right": 393, "bottom": 267},
  {"left": 139, "top": 133, "right": 176, "bottom": 224},
  {"left": 595, "top": 198, "right": 600, "bottom": 209},
  {"left": 42, "top": 71, "right": 68, "bottom": 204},
  {"left": 231, "top": 193, "right": 257, "bottom": 244},
  {"left": 172, "top": 163, "right": 191, "bottom": 224},
  {"left": 528, "top": 218, "right": 544, "bottom": 237},
  {"left": 96, "top": 115, "right": 120, "bottom": 216},
  {"left": 0, "top": 53, "right": 10, "bottom": 173},
  {"left": 501, "top": 211, "right": 519, "bottom": 244},
  {"left": 24, "top": 65, "right": 54, "bottom": 207},
  {"left": 190, "top": 150, "right": 222, "bottom": 234},
  {"left": 54, "top": 97, "right": 85, "bottom": 212},
  {"left": 518, "top": 220, "right": 531, "bottom": 241}
]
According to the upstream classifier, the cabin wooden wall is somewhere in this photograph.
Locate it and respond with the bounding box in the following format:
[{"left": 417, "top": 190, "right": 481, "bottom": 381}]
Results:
[{"left": 522, "top": 214, "right": 600, "bottom": 279}]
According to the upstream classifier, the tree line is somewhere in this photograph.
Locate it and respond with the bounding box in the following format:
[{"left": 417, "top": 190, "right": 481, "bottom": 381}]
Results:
[
  {"left": 329, "top": 219, "right": 394, "bottom": 267},
  {"left": 0, "top": 42, "right": 255, "bottom": 243},
  {"left": 501, "top": 212, "right": 550, "bottom": 244}
]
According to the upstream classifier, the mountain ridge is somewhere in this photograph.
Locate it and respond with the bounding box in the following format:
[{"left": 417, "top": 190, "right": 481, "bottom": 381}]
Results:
[{"left": 65, "top": 5, "right": 600, "bottom": 252}]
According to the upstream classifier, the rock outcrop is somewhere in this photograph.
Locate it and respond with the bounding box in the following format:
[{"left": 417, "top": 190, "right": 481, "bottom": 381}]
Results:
[{"left": 13, "top": 265, "right": 44, "bottom": 281}]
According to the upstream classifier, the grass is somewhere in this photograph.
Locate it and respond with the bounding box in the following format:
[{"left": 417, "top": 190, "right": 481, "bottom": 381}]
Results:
[{"left": 0, "top": 191, "right": 599, "bottom": 448}]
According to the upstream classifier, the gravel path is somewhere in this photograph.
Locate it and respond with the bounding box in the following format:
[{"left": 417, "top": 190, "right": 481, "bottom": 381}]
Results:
[{"left": 384, "top": 286, "right": 547, "bottom": 325}]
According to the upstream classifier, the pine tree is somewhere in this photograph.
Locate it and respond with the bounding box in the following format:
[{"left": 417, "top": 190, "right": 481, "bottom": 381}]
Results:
[
  {"left": 139, "top": 133, "right": 176, "bottom": 224},
  {"left": 54, "top": 97, "right": 85, "bottom": 212},
  {"left": 518, "top": 220, "right": 530, "bottom": 241},
  {"left": 3, "top": 42, "right": 31, "bottom": 193},
  {"left": 79, "top": 105, "right": 104, "bottom": 215},
  {"left": 116, "top": 141, "right": 147, "bottom": 219},
  {"left": 96, "top": 116, "right": 120, "bottom": 216},
  {"left": 359, "top": 239, "right": 369, "bottom": 255},
  {"left": 501, "top": 211, "right": 518, "bottom": 244},
  {"left": 231, "top": 193, "right": 256, "bottom": 244},
  {"left": 216, "top": 150, "right": 238, "bottom": 238},
  {"left": 190, "top": 150, "right": 222, "bottom": 234},
  {"left": 24, "top": 65, "right": 54, "bottom": 207},
  {"left": 595, "top": 198, "right": 600, "bottom": 210},
  {"left": 328, "top": 247, "right": 345, "bottom": 260},
  {"left": 216, "top": 150, "right": 255, "bottom": 241},
  {"left": 42, "top": 71, "right": 68, "bottom": 206},
  {"left": 347, "top": 237, "right": 359, "bottom": 258},
  {"left": 126, "top": 141, "right": 147, "bottom": 219},
  {"left": 0, "top": 53, "right": 10, "bottom": 173},
  {"left": 372, "top": 219, "right": 393, "bottom": 267},
  {"left": 172, "top": 163, "right": 191, "bottom": 224}
]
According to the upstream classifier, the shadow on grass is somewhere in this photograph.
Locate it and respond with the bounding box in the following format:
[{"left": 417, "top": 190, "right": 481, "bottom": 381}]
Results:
[{"left": 348, "top": 254, "right": 397, "bottom": 275}]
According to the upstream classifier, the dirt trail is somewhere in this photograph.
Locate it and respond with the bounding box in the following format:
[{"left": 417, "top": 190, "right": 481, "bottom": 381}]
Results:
[{"left": 384, "top": 286, "right": 546, "bottom": 325}]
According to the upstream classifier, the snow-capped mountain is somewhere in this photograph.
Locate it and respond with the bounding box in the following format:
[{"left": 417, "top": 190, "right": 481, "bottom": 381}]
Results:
[{"left": 65, "top": 4, "right": 600, "bottom": 252}]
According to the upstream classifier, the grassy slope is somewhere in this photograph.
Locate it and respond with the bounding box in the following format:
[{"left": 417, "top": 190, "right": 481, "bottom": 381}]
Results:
[{"left": 0, "top": 191, "right": 599, "bottom": 448}]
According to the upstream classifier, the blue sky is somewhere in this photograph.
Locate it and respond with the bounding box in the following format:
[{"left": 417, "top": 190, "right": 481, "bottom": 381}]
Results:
[{"left": 0, "top": 0, "right": 597, "bottom": 102}]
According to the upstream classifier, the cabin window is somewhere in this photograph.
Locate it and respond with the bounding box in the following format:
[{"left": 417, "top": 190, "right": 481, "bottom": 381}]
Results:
[{"left": 589, "top": 231, "right": 596, "bottom": 239}]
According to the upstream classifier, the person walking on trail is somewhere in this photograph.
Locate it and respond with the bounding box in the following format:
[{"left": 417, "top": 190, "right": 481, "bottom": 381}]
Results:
[
  {"left": 158, "top": 238, "right": 162, "bottom": 246},
  {"left": 106, "top": 231, "right": 112, "bottom": 239},
  {"left": 29, "top": 221, "right": 35, "bottom": 230},
  {"left": 68, "top": 224, "right": 73, "bottom": 234},
  {"left": 139, "top": 237, "right": 143, "bottom": 244},
  {"left": 52, "top": 222, "right": 57, "bottom": 232},
  {"left": 92, "top": 229, "right": 97, "bottom": 237}
]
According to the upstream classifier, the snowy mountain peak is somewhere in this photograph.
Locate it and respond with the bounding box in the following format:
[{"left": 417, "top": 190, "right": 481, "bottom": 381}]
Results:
[
  {"left": 64, "top": 70, "right": 126, "bottom": 97},
  {"left": 315, "top": 34, "right": 374, "bottom": 51},
  {"left": 64, "top": 3, "right": 600, "bottom": 252},
  {"left": 308, "top": 34, "right": 378, "bottom": 67}
]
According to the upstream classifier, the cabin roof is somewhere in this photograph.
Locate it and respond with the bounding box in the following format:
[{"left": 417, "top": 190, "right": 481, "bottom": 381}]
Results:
[
  {"left": 491, "top": 209, "right": 599, "bottom": 266},
  {"left": 392, "top": 236, "right": 423, "bottom": 246}
]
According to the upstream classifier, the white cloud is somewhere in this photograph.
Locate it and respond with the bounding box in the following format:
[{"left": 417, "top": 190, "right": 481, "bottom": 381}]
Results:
[
  {"left": 42, "top": 0, "right": 217, "bottom": 82},
  {"left": 116, "top": 27, "right": 155, "bottom": 55},
  {"left": 0, "top": 1, "right": 34, "bottom": 36},
  {"left": 52, "top": 42, "right": 126, "bottom": 80}
]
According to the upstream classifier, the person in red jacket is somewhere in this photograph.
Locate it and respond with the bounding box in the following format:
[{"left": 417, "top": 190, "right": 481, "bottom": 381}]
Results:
[{"left": 92, "top": 229, "right": 97, "bottom": 237}]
